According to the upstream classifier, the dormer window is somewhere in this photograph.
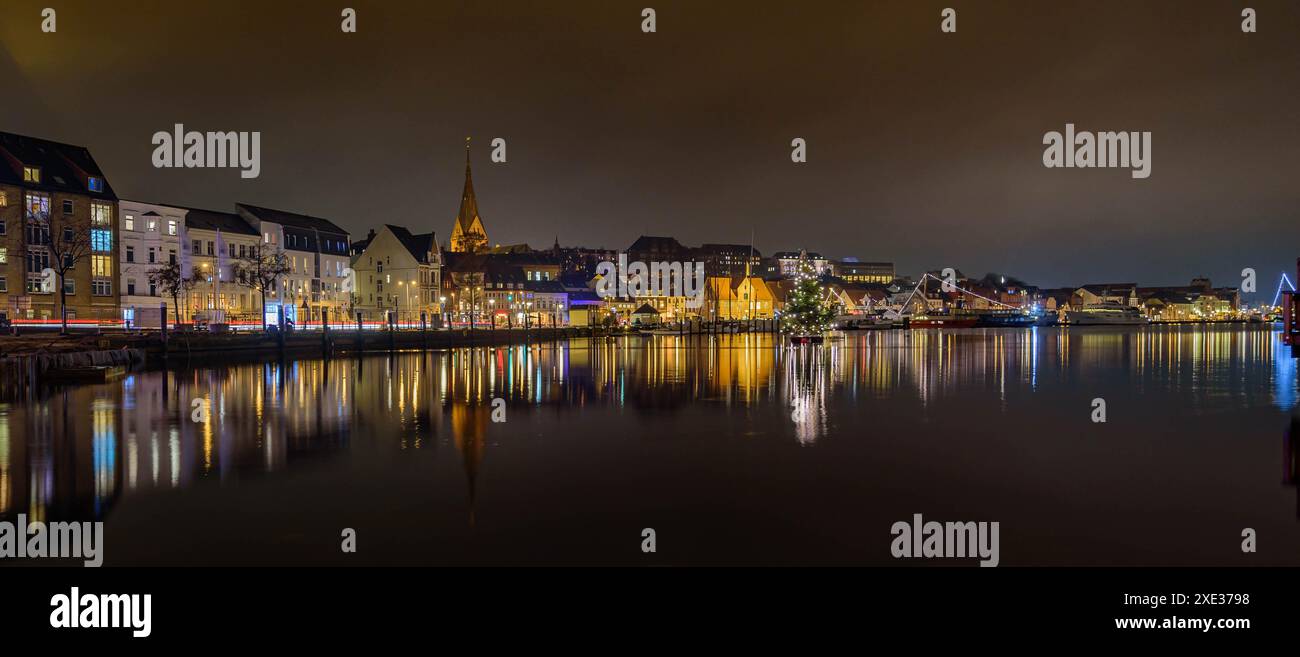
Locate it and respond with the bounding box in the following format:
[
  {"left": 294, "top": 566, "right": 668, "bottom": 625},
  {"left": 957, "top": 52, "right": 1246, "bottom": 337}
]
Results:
[
  {"left": 87, "top": 176, "right": 103, "bottom": 192},
  {"left": 23, "top": 167, "right": 40, "bottom": 183}
]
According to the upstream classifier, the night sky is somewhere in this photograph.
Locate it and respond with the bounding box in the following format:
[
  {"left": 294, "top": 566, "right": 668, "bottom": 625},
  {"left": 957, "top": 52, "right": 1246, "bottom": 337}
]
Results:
[{"left": 2, "top": 0, "right": 1297, "bottom": 290}]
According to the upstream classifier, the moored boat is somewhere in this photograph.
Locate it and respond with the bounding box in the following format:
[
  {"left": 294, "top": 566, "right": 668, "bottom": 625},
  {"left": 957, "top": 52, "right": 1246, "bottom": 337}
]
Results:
[
  {"left": 908, "top": 313, "right": 978, "bottom": 328},
  {"left": 833, "top": 315, "right": 893, "bottom": 330},
  {"left": 1065, "top": 303, "right": 1148, "bottom": 325},
  {"left": 972, "top": 309, "right": 1040, "bottom": 327}
]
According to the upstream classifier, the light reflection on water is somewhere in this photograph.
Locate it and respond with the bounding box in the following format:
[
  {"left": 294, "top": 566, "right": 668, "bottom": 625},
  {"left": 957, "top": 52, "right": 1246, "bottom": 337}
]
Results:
[{"left": 0, "top": 325, "right": 1295, "bottom": 565}]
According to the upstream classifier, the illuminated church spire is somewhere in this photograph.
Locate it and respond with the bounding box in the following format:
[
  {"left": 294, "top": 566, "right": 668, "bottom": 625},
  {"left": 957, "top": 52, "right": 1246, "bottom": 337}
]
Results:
[{"left": 449, "top": 137, "right": 489, "bottom": 253}]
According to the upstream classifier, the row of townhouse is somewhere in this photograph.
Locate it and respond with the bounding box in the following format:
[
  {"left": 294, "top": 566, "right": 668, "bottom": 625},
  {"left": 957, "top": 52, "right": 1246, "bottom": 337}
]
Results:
[
  {"left": 1, "top": 131, "right": 358, "bottom": 328},
  {"left": 117, "top": 201, "right": 353, "bottom": 327}
]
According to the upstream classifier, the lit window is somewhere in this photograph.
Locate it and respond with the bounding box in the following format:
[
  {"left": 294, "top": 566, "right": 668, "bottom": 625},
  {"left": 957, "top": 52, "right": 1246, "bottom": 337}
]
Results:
[
  {"left": 0, "top": 191, "right": 6, "bottom": 206},
  {"left": 91, "top": 255, "right": 112, "bottom": 277},
  {"left": 0, "top": 247, "right": 6, "bottom": 264},
  {"left": 91, "top": 229, "right": 112, "bottom": 252},
  {"left": 90, "top": 202, "right": 111, "bottom": 226},
  {"left": 147, "top": 218, "right": 157, "bottom": 232},
  {"left": 23, "top": 167, "right": 40, "bottom": 183},
  {"left": 87, "top": 176, "right": 103, "bottom": 192},
  {"left": 167, "top": 220, "right": 177, "bottom": 236},
  {"left": 124, "top": 215, "right": 135, "bottom": 231}
]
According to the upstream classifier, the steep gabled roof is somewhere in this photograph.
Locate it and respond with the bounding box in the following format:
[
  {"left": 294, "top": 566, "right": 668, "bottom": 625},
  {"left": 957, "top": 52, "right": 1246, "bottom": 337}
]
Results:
[
  {"left": 384, "top": 224, "right": 438, "bottom": 264},
  {"left": 0, "top": 131, "right": 118, "bottom": 201}
]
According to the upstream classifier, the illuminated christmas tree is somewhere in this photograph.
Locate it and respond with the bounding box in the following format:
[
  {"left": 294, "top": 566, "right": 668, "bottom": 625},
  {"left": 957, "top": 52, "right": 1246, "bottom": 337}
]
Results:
[{"left": 781, "top": 252, "right": 835, "bottom": 335}]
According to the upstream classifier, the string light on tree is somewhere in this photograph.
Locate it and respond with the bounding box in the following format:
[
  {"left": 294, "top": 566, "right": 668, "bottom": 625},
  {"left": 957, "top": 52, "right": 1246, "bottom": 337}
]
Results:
[{"left": 781, "top": 250, "right": 836, "bottom": 336}]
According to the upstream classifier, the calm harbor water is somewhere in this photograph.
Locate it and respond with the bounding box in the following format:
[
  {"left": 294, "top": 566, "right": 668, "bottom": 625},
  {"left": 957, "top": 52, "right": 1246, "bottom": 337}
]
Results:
[{"left": 2, "top": 325, "right": 1298, "bottom": 566}]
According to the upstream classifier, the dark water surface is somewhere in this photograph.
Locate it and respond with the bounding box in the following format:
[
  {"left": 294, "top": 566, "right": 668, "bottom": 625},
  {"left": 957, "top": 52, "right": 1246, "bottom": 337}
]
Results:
[{"left": 2, "top": 326, "right": 1298, "bottom": 565}]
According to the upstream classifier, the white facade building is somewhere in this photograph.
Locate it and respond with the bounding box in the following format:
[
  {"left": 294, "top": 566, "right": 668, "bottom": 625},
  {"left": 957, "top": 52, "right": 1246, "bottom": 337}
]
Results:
[
  {"left": 118, "top": 200, "right": 184, "bottom": 327},
  {"left": 237, "top": 203, "right": 351, "bottom": 327}
]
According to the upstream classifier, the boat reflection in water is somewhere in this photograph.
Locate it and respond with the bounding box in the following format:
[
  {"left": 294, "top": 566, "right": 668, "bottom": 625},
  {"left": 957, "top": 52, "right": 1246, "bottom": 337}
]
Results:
[{"left": 0, "top": 325, "right": 1296, "bottom": 565}]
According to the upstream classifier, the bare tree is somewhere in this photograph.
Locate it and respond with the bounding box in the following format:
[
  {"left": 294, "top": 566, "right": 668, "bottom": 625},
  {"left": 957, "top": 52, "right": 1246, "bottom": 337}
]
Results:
[
  {"left": 147, "top": 261, "right": 197, "bottom": 328},
  {"left": 28, "top": 211, "right": 95, "bottom": 334},
  {"left": 232, "top": 246, "right": 292, "bottom": 330}
]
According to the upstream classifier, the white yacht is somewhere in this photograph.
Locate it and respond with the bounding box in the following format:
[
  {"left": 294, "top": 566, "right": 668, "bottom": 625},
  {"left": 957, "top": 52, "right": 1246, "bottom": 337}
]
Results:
[{"left": 1065, "top": 303, "right": 1148, "bottom": 325}]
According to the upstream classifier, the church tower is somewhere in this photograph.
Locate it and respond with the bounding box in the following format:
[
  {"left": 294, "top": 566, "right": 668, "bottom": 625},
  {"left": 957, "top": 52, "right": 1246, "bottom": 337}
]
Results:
[{"left": 449, "top": 138, "right": 489, "bottom": 253}]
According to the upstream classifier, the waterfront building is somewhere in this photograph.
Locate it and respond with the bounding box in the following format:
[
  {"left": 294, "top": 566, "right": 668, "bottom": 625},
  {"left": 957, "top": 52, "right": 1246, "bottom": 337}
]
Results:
[
  {"left": 117, "top": 200, "right": 184, "bottom": 326},
  {"left": 183, "top": 207, "right": 261, "bottom": 325},
  {"left": 833, "top": 258, "right": 894, "bottom": 284},
  {"left": 475, "top": 272, "right": 569, "bottom": 328},
  {"left": 237, "top": 203, "right": 351, "bottom": 326},
  {"left": 441, "top": 248, "right": 565, "bottom": 325},
  {"left": 480, "top": 265, "right": 526, "bottom": 328},
  {"left": 703, "top": 276, "right": 775, "bottom": 320},
  {"left": 1136, "top": 279, "right": 1241, "bottom": 321},
  {"left": 0, "top": 132, "right": 119, "bottom": 325},
  {"left": 566, "top": 289, "right": 607, "bottom": 327},
  {"left": 118, "top": 201, "right": 261, "bottom": 327},
  {"left": 830, "top": 282, "right": 892, "bottom": 314},
  {"left": 448, "top": 140, "right": 488, "bottom": 253},
  {"left": 523, "top": 279, "right": 569, "bottom": 327},
  {"left": 349, "top": 224, "right": 442, "bottom": 324}
]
